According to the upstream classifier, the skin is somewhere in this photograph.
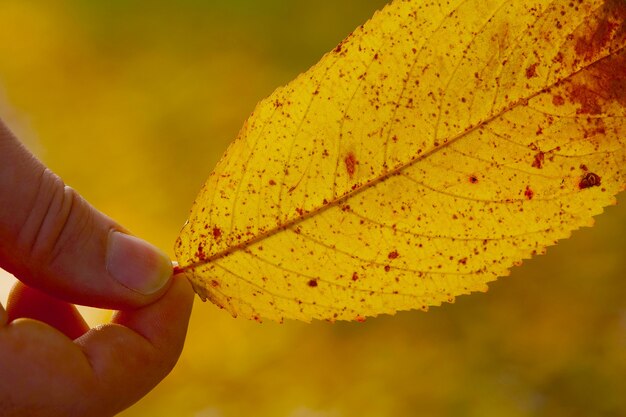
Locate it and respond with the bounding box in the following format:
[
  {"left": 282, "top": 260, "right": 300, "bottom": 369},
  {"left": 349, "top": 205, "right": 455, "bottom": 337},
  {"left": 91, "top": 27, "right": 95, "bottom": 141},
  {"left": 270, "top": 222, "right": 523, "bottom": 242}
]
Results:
[{"left": 0, "top": 118, "right": 194, "bottom": 416}]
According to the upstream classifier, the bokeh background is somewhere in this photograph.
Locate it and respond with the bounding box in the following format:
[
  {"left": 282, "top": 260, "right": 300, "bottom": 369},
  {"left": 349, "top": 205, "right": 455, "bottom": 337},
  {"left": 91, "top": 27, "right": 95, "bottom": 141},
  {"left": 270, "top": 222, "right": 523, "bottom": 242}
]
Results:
[{"left": 1, "top": 1, "right": 625, "bottom": 416}]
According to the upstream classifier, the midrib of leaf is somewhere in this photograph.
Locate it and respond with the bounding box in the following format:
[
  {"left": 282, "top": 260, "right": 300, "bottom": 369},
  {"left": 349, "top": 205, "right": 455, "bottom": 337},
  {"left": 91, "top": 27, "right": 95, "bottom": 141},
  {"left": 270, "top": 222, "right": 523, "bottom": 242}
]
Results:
[{"left": 178, "top": 25, "right": 626, "bottom": 274}]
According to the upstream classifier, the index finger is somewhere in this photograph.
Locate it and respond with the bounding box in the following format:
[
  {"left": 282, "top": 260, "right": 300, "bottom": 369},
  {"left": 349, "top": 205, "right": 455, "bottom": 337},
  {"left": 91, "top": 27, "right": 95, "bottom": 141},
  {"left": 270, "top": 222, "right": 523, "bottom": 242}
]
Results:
[{"left": 74, "top": 274, "right": 195, "bottom": 415}]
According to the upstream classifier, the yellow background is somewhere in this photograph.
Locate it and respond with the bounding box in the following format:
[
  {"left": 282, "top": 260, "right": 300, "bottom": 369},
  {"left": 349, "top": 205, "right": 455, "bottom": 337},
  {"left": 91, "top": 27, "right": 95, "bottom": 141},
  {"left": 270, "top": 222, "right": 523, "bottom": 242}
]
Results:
[{"left": 0, "top": 1, "right": 624, "bottom": 416}]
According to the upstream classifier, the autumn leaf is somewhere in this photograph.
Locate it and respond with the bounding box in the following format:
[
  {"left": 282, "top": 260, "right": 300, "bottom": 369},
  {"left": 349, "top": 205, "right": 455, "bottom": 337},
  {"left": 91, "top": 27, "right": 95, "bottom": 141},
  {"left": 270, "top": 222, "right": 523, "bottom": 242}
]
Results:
[{"left": 175, "top": 0, "right": 626, "bottom": 323}]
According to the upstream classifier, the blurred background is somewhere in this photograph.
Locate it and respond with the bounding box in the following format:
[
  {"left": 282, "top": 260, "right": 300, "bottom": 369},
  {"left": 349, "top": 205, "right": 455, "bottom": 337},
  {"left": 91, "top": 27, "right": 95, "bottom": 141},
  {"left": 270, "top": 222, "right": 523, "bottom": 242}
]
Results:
[{"left": 1, "top": 1, "right": 625, "bottom": 416}]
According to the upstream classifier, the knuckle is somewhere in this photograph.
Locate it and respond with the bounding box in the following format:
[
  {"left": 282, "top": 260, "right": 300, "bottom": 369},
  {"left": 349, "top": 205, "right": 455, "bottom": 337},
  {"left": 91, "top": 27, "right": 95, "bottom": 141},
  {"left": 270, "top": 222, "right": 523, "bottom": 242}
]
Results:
[{"left": 16, "top": 170, "right": 91, "bottom": 271}]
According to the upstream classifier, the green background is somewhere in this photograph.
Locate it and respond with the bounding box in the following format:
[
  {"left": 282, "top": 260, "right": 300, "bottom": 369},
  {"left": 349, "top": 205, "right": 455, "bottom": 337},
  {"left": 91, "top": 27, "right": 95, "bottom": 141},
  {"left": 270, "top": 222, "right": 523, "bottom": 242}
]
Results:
[{"left": 0, "top": 1, "right": 624, "bottom": 416}]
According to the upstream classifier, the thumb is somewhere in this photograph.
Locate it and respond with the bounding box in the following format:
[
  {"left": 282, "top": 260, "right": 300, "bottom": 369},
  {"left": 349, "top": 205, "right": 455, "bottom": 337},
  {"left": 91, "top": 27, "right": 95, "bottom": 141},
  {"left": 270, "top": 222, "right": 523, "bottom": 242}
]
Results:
[{"left": 0, "top": 119, "right": 173, "bottom": 309}]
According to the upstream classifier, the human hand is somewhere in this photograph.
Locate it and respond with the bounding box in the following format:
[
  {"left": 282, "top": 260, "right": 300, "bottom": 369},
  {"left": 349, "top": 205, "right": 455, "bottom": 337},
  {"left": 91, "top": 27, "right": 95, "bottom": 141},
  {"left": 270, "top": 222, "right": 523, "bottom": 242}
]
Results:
[{"left": 0, "top": 118, "right": 194, "bottom": 416}]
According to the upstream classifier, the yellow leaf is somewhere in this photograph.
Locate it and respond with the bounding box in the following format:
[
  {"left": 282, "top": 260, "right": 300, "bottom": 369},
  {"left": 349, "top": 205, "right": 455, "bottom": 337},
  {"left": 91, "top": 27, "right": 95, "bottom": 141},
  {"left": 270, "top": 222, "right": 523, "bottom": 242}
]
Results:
[{"left": 176, "top": 0, "right": 626, "bottom": 323}]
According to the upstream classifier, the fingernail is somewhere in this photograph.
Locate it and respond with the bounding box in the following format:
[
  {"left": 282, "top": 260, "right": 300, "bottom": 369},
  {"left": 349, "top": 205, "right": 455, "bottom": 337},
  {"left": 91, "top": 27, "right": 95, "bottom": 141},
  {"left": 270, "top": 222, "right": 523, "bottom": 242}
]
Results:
[{"left": 106, "top": 231, "right": 172, "bottom": 295}]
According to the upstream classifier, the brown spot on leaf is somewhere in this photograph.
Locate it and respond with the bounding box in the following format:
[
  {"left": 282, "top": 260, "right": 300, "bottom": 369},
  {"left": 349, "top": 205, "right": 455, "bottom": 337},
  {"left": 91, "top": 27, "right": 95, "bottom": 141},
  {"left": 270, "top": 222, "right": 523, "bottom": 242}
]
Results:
[
  {"left": 344, "top": 152, "right": 357, "bottom": 178},
  {"left": 355, "top": 315, "right": 366, "bottom": 323},
  {"left": 579, "top": 172, "right": 602, "bottom": 189},
  {"left": 588, "top": 51, "right": 626, "bottom": 107},
  {"left": 195, "top": 242, "right": 207, "bottom": 261},
  {"left": 388, "top": 250, "right": 399, "bottom": 259},
  {"left": 532, "top": 151, "right": 545, "bottom": 169},
  {"left": 269, "top": 179, "right": 276, "bottom": 186},
  {"left": 570, "top": 84, "right": 603, "bottom": 114},
  {"left": 212, "top": 227, "right": 222, "bottom": 239},
  {"left": 469, "top": 175, "right": 479, "bottom": 184},
  {"left": 568, "top": 12, "right": 626, "bottom": 115},
  {"left": 552, "top": 95, "right": 565, "bottom": 106},
  {"left": 584, "top": 124, "right": 607, "bottom": 139},
  {"left": 211, "top": 280, "right": 220, "bottom": 288},
  {"left": 384, "top": 265, "right": 391, "bottom": 272},
  {"left": 308, "top": 279, "right": 319, "bottom": 288},
  {"left": 553, "top": 52, "right": 564, "bottom": 64},
  {"left": 575, "top": 0, "right": 626, "bottom": 61},
  {"left": 525, "top": 63, "right": 539, "bottom": 79},
  {"left": 524, "top": 186, "right": 535, "bottom": 200},
  {"left": 352, "top": 272, "right": 359, "bottom": 281},
  {"left": 458, "top": 258, "right": 468, "bottom": 265}
]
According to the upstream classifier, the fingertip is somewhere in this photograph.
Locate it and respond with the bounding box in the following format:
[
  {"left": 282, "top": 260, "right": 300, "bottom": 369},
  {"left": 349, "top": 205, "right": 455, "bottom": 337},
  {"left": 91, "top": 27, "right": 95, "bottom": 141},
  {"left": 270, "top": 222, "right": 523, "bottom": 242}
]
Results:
[
  {"left": 113, "top": 273, "right": 194, "bottom": 349},
  {"left": 174, "top": 273, "right": 196, "bottom": 305}
]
